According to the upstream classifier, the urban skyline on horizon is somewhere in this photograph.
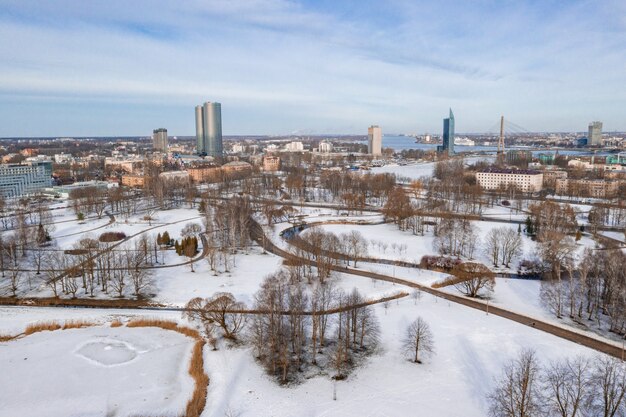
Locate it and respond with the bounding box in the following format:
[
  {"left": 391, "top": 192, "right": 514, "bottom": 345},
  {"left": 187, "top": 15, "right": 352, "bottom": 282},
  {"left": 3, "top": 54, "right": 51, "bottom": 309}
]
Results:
[{"left": 1, "top": 1, "right": 625, "bottom": 137}]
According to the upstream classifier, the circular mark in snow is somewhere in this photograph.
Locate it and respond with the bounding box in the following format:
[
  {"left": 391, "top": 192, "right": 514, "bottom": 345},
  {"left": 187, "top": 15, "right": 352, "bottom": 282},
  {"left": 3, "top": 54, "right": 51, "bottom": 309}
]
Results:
[{"left": 75, "top": 339, "right": 138, "bottom": 366}]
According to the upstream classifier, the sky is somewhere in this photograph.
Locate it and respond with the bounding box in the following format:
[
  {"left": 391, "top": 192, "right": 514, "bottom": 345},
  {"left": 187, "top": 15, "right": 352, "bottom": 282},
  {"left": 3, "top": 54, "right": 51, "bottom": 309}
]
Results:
[{"left": 0, "top": 0, "right": 625, "bottom": 137}]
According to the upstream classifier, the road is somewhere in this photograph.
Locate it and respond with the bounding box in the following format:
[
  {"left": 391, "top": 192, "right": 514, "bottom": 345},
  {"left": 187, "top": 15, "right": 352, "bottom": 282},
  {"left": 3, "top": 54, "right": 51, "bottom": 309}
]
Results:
[{"left": 249, "top": 218, "right": 626, "bottom": 360}]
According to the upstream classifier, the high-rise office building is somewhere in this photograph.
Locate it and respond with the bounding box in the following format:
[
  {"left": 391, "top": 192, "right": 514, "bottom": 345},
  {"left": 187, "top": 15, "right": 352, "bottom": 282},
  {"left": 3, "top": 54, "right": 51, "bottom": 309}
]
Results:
[
  {"left": 368, "top": 125, "right": 382, "bottom": 156},
  {"left": 437, "top": 109, "right": 455, "bottom": 155},
  {"left": 588, "top": 121, "right": 603, "bottom": 146},
  {"left": 0, "top": 161, "right": 53, "bottom": 197},
  {"left": 152, "top": 128, "right": 168, "bottom": 151},
  {"left": 195, "top": 102, "right": 223, "bottom": 157}
]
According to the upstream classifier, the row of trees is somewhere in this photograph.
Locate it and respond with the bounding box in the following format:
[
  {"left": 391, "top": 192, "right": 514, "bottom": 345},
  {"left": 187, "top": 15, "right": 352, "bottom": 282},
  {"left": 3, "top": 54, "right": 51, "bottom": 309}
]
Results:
[
  {"left": 185, "top": 272, "right": 381, "bottom": 384},
  {"left": 489, "top": 350, "right": 626, "bottom": 417},
  {"left": 202, "top": 197, "right": 253, "bottom": 275},
  {"left": 484, "top": 227, "right": 523, "bottom": 268},
  {"left": 294, "top": 228, "right": 371, "bottom": 282},
  {"left": 540, "top": 249, "right": 626, "bottom": 335}
]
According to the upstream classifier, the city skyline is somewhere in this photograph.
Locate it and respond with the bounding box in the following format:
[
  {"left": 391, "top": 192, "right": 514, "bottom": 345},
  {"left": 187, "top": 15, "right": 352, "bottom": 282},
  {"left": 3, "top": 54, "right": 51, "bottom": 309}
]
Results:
[{"left": 0, "top": 1, "right": 625, "bottom": 137}]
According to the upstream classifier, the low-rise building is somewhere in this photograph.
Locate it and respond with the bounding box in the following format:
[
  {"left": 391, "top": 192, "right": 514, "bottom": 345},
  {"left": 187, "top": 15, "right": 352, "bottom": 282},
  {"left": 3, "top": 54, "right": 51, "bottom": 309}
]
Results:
[
  {"left": 318, "top": 141, "right": 333, "bottom": 153},
  {"left": 54, "top": 153, "right": 73, "bottom": 164},
  {"left": 542, "top": 170, "right": 568, "bottom": 187},
  {"left": 263, "top": 156, "right": 281, "bottom": 172},
  {"left": 555, "top": 178, "right": 621, "bottom": 198},
  {"left": 159, "top": 171, "right": 190, "bottom": 183},
  {"left": 186, "top": 165, "right": 221, "bottom": 183},
  {"left": 284, "top": 141, "right": 304, "bottom": 152},
  {"left": 121, "top": 174, "right": 145, "bottom": 188},
  {"left": 476, "top": 168, "right": 543, "bottom": 193},
  {"left": 104, "top": 157, "right": 143, "bottom": 173},
  {"left": 46, "top": 180, "right": 113, "bottom": 198},
  {"left": 222, "top": 161, "right": 252, "bottom": 175}
]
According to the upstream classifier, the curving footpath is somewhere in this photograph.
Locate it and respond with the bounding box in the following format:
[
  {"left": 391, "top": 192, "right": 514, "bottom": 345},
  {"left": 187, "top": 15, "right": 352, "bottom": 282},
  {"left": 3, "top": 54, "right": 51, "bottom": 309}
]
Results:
[{"left": 249, "top": 218, "right": 626, "bottom": 360}]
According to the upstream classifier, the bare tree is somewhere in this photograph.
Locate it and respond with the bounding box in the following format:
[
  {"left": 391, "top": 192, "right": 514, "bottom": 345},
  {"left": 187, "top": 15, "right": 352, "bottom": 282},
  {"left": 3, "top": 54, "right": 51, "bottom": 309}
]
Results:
[
  {"left": 342, "top": 230, "right": 368, "bottom": 267},
  {"left": 590, "top": 356, "right": 626, "bottom": 417},
  {"left": 184, "top": 293, "right": 247, "bottom": 340},
  {"left": 181, "top": 222, "right": 203, "bottom": 238},
  {"left": 542, "top": 356, "right": 592, "bottom": 417},
  {"left": 488, "top": 349, "right": 543, "bottom": 417},
  {"left": 402, "top": 317, "right": 435, "bottom": 363},
  {"left": 500, "top": 228, "right": 523, "bottom": 268},
  {"left": 485, "top": 228, "right": 501, "bottom": 267},
  {"left": 451, "top": 262, "right": 496, "bottom": 298}
]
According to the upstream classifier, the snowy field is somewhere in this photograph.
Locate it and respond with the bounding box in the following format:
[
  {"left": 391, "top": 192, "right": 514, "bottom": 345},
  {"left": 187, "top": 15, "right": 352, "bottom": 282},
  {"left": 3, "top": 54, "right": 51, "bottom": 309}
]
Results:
[
  {"left": 0, "top": 326, "right": 195, "bottom": 417},
  {"left": 316, "top": 220, "right": 539, "bottom": 272},
  {"left": 203, "top": 289, "right": 599, "bottom": 417},
  {"left": 1, "top": 194, "right": 620, "bottom": 417},
  {"left": 153, "top": 247, "right": 284, "bottom": 306}
]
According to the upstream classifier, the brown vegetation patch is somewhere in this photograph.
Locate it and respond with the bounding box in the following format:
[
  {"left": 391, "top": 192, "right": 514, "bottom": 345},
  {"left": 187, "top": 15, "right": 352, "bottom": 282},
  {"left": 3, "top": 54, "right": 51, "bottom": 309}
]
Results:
[
  {"left": 64, "top": 249, "right": 89, "bottom": 255},
  {"left": 62, "top": 320, "right": 96, "bottom": 330},
  {"left": 24, "top": 321, "right": 62, "bottom": 335},
  {"left": 99, "top": 231, "right": 127, "bottom": 242},
  {"left": 0, "top": 334, "right": 16, "bottom": 342},
  {"left": 0, "top": 297, "right": 159, "bottom": 309},
  {"left": 110, "top": 320, "right": 123, "bottom": 328}
]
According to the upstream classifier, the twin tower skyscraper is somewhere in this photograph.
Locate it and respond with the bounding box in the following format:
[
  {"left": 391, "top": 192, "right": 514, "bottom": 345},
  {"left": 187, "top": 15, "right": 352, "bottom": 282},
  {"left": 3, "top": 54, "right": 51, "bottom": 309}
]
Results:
[{"left": 195, "top": 102, "right": 223, "bottom": 157}]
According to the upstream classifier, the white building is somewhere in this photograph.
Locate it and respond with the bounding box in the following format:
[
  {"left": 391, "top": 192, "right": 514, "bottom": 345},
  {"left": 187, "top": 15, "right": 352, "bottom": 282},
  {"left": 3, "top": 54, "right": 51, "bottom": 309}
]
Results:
[
  {"left": 54, "top": 153, "right": 73, "bottom": 164},
  {"left": 368, "top": 125, "right": 382, "bottom": 156},
  {"left": 285, "top": 141, "right": 304, "bottom": 152},
  {"left": 232, "top": 144, "right": 245, "bottom": 153},
  {"left": 476, "top": 168, "right": 543, "bottom": 193},
  {"left": 318, "top": 141, "right": 333, "bottom": 153},
  {"left": 159, "top": 171, "right": 190, "bottom": 183}
]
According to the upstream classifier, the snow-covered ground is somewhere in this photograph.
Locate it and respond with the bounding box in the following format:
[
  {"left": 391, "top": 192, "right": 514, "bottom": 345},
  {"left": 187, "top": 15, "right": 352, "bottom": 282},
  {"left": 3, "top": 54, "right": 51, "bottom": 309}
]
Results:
[
  {"left": 0, "top": 325, "right": 195, "bottom": 417},
  {"left": 153, "top": 247, "right": 283, "bottom": 307},
  {"left": 202, "top": 288, "right": 598, "bottom": 417},
  {"left": 316, "top": 219, "right": 539, "bottom": 272},
  {"left": 1, "top": 197, "right": 620, "bottom": 417}
]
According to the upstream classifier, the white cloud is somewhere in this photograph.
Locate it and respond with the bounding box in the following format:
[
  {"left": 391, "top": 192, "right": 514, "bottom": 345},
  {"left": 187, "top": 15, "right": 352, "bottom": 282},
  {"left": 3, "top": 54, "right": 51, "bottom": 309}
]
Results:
[{"left": 0, "top": 0, "right": 624, "bottom": 135}]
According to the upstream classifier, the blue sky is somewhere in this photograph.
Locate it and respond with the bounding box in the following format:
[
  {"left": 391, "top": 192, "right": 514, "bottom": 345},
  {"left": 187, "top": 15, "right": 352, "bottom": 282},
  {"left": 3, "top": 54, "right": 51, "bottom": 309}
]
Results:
[{"left": 0, "top": 0, "right": 624, "bottom": 136}]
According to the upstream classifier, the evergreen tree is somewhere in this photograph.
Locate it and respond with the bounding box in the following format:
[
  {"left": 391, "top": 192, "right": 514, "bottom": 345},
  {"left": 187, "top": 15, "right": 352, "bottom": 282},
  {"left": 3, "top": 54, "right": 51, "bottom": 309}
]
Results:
[
  {"left": 36, "top": 224, "right": 47, "bottom": 245},
  {"left": 525, "top": 216, "right": 534, "bottom": 235}
]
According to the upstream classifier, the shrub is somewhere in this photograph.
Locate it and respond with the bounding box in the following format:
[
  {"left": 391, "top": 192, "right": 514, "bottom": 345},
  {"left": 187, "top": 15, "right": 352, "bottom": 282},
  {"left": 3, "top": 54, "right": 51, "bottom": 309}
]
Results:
[
  {"left": 62, "top": 320, "right": 95, "bottom": 330},
  {"left": 64, "top": 249, "right": 89, "bottom": 255},
  {"left": 110, "top": 320, "right": 123, "bottom": 328},
  {"left": 0, "top": 334, "right": 16, "bottom": 342},
  {"left": 24, "top": 321, "right": 62, "bottom": 335},
  {"left": 99, "top": 231, "right": 127, "bottom": 242},
  {"left": 419, "top": 255, "right": 462, "bottom": 272}
]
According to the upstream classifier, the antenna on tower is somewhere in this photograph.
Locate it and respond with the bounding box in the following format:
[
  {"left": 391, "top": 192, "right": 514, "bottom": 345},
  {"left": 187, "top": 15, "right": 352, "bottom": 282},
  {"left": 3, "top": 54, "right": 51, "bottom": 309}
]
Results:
[{"left": 497, "top": 115, "right": 505, "bottom": 164}]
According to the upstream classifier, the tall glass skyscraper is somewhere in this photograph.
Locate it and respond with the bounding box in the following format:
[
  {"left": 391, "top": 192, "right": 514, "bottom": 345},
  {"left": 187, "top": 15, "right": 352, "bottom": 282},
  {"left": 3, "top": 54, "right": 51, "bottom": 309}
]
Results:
[
  {"left": 152, "top": 128, "right": 168, "bottom": 151},
  {"left": 438, "top": 108, "right": 455, "bottom": 155},
  {"left": 588, "top": 121, "right": 602, "bottom": 147},
  {"left": 195, "top": 102, "right": 223, "bottom": 157},
  {"left": 367, "top": 125, "right": 382, "bottom": 156}
]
